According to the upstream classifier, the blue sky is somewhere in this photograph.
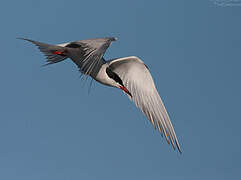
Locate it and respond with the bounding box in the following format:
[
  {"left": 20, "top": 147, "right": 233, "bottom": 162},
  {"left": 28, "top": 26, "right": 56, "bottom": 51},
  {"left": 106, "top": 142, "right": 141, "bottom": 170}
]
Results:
[{"left": 1, "top": 0, "right": 241, "bottom": 179}]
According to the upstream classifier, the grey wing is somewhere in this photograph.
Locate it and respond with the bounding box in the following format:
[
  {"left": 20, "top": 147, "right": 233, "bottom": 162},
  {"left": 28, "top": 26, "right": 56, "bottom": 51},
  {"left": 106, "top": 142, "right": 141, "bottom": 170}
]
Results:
[
  {"left": 19, "top": 37, "right": 117, "bottom": 75},
  {"left": 66, "top": 37, "right": 117, "bottom": 77},
  {"left": 109, "top": 56, "right": 181, "bottom": 153}
]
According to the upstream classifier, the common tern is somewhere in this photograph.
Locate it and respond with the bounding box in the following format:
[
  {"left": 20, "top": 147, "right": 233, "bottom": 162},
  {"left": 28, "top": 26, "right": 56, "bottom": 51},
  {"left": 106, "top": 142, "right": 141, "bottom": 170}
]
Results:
[{"left": 20, "top": 37, "right": 181, "bottom": 153}]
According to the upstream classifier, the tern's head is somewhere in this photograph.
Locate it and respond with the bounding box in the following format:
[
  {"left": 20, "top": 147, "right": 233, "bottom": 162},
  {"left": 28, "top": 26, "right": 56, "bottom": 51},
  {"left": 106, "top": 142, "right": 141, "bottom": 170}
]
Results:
[{"left": 105, "top": 67, "right": 132, "bottom": 97}]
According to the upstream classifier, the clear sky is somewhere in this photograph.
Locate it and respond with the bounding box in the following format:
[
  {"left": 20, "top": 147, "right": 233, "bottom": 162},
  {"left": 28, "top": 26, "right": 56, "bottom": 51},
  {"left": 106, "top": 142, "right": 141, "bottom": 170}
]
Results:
[{"left": 1, "top": 0, "right": 241, "bottom": 179}]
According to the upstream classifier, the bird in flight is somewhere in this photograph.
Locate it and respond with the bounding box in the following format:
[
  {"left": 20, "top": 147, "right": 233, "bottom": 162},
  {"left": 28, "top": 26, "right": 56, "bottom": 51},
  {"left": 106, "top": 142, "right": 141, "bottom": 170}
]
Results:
[{"left": 19, "top": 37, "right": 181, "bottom": 153}]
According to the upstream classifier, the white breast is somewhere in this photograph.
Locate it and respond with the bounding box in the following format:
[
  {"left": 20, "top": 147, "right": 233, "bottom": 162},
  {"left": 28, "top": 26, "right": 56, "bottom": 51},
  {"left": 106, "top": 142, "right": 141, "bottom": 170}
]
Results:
[{"left": 94, "top": 63, "right": 118, "bottom": 88}]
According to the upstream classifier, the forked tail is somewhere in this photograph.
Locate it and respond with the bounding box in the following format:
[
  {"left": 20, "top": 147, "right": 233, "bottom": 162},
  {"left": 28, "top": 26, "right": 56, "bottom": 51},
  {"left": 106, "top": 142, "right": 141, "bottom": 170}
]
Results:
[{"left": 18, "top": 38, "right": 68, "bottom": 66}]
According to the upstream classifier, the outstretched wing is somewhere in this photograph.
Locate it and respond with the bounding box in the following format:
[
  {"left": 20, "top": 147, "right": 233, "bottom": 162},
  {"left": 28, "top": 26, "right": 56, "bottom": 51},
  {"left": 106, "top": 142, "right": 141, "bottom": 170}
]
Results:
[
  {"left": 65, "top": 37, "right": 117, "bottom": 77},
  {"left": 19, "top": 37, "right": 117, "bottom": 76},
  {"left": 109, "top": 56, "right": 181, "bottom": 153}
]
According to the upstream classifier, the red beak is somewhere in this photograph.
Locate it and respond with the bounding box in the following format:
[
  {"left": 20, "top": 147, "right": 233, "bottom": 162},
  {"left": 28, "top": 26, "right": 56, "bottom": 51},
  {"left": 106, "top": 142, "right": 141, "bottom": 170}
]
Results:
[{"left": 119, "top": 85, "right": 132, "bottom": 97}]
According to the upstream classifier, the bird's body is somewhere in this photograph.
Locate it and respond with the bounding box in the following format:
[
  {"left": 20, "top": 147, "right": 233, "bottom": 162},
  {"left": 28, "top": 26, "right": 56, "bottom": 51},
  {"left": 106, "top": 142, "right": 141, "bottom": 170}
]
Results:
[{"left": 20, "top": 37, "right": 181, "bottom": 153}]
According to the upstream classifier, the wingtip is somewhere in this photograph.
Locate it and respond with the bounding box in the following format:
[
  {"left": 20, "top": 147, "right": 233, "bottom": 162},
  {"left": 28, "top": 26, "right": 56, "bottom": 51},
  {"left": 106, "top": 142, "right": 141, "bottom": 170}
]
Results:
[
  {"left": 169, "top": 139, "right": 182, "bottom": 154},
  {"left": 177, "top": 145, "right": 182, "bottom": 154},
  {"left": 178, "top": 149, "right": 182, "bottom": 154},
  {"left": 175, "top": 139, "right": 182, "bottom": 154},
  {"left": 17, "top": 37, "right": 27, "bottom": 40},
  {"left": 17, "top": 37, "right": 24, "bottom": 40},
  {"left": 159, "top": 128, "right": 182, "bottom": 154}
]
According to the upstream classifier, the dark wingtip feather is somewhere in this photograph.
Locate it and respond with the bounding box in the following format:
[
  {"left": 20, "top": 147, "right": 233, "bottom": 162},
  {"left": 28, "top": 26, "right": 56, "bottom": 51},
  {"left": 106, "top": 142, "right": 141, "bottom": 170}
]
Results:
[{"left": 175, "top": 139, "right": 182, "bottom": 154}]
